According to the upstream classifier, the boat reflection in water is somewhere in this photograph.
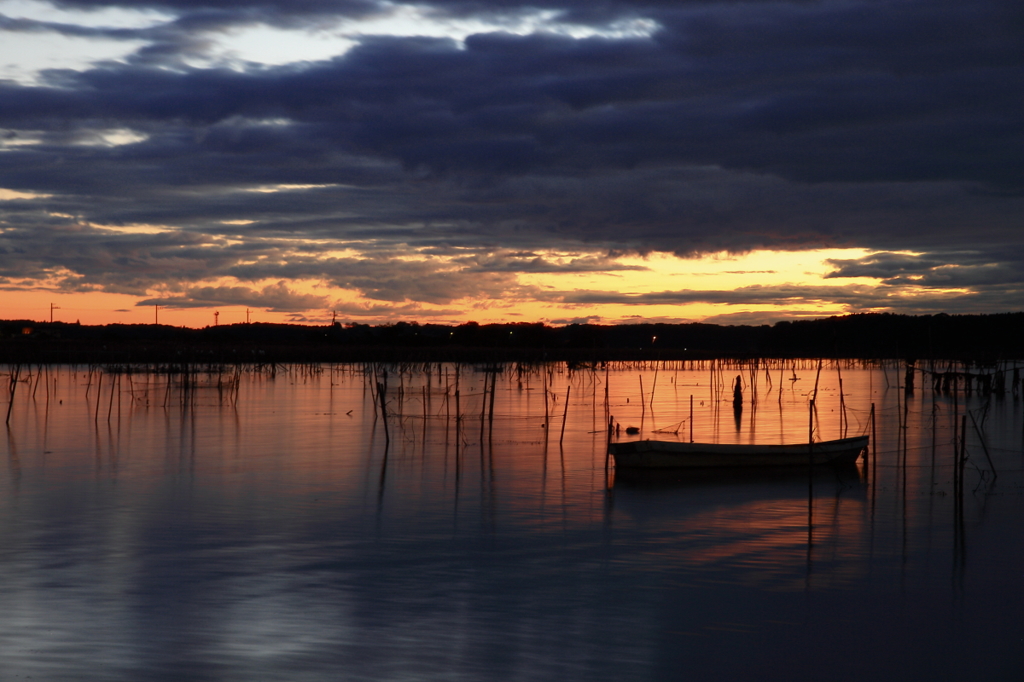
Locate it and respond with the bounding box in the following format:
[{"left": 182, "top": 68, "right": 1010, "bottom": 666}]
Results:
[
  {"left": 607, "top": 459, "right": 871, "bottom": 601},
  {"left": 610, "top": 460, "right": 866, "bottom": 487}
]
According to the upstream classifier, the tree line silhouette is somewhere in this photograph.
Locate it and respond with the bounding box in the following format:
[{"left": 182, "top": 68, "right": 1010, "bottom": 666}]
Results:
[{"left": 2, "top": 312, "right": 1023, "bottom": 363}]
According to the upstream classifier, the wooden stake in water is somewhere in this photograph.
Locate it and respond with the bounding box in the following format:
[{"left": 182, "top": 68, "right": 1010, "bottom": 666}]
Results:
[
  {"left": 542, "top": 368, "right": 549, "bottom": 428},
  {"left": 606, "top": 414, "right": 614, "bottom": 470},
  {"left": 455, "top": 365, "right": 461, "bottom": 426},
  {"left": 559, "top": 386, "right": 571, "bottom": 446},
  {"left": 488, "top": 370, "right": 497, "bottom": 427},
  {"left": 95, "top": 371, "right": 103, "bottom": 422},
  {"left": 604, "top": 365, "right": 610, "bottom": 426},
  {"left": 837, "top": 364, "right": 847, "bottom": 438},
  {"left": 377, "top": 372, "right": 390, "bottom": 446},
  {"left": 689, "top": 394, "right": 694, "bottom": 443},
  {"left": 107, "top": 373, "right": 116, "bottom": 422},
  {"left": 650, "top": 364, "right": 658, "bottom": 412},
  {"left": 812, "top": 359, "right": 823, "bottom": 403},
  {"left": 598, "top": 364, "right": 606, "bottom": 421},
  {"left": 808, "top": 399, "right": 815, "bottom": 457},
  {"left": 807, "top": 398, "right": 815, "bottom": 546},
  {"left": 869, "top": 402, "right": 876, "bottom": 476},
  {"left": 969, "top": 410, "right": 998, "bottom": 479},
  {"left": 5, "top": 364, "right": 20, "bottom": 426},
  {"left": 639, "top": 375, "right": 645, "bottom": 421},
  {"left": 954, "top": 413, "right": 962, "bottom": 493},
  {"left": 31, "top": 365, "right": 42, "bottom": 400}
]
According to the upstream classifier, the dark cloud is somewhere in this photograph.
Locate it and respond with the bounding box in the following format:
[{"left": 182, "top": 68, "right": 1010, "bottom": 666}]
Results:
[
  {"left": 139, "top": 281, "right": 330, "bottom": 310},
  {"left": 825, "top": 250, "right": 1024, "bottom": 288},
  {"left": 47, "top": 1, "right": 383, "bottom": 23},
  {"left": 4, "top": 2, "right": 1020, "bottom": 188},
  {"left": 454, "top": 251, "right": 648, "bottom": 273},
  {"left": 0, "top": 220, "right": 240, "bottom": 294},
  {"left": 0, "top": 219, "right": 546, "bottom": 305},
  {"left": 553, "top": 280, "right": 1024, "bottom": 317},
  {"left": 555, "top": 283, "right": 882, "bottom": 306},
  {"left": 548, "top": 314, "right": 604, "bottom": 325},
  {"left": 320, "top": 258, "right": 526, "bottom": 304},
  {"left": 1, "top": 0, "right": 1022, "bottom": 316}
]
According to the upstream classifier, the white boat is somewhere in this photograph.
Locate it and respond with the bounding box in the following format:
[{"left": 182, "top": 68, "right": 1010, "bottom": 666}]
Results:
[{"left": 609, "top": 435, "right": 868, "bottom": 469}]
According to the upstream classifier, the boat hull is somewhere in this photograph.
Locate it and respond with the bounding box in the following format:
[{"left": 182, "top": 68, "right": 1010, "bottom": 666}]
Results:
[{"left": 609, "top": 436, "right": 868, "bottom": 469}]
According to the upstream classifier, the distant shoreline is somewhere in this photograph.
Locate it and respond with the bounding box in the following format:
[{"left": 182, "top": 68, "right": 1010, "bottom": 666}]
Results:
[{"left": 3, "top": 312, "right": 1023, "bottom": 364}]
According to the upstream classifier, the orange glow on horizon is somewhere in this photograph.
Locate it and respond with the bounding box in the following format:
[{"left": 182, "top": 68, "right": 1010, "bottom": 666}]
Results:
[{"left": 1, "top": 247, "right": 907, "bottom": 327}]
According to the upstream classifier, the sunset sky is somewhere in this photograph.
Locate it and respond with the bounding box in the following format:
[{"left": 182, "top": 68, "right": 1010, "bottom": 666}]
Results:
[{"left": 1, "top": 0, "right": 1021, "bottom": 328}]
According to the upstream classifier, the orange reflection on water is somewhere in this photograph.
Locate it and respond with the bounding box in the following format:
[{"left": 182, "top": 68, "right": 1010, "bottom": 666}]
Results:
[
  {"left": 609, "top": 463, "right": 868, "bottom": 590},
  {"left": 0, "top": 362, "right": 982, "bottom": 570}
]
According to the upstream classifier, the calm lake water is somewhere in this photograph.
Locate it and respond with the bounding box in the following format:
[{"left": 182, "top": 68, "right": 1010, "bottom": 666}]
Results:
[{"left": 2, "top": 362, "right": 1023, "bottom": 681}]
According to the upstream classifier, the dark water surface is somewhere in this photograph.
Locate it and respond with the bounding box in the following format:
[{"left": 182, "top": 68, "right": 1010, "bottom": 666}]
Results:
[{"left": 2, "top": 363, "right": 1023, "bottom": 680}]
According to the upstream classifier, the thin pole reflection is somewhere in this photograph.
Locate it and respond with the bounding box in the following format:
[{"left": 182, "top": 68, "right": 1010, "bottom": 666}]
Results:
[{"left": 5, "top": 426, "right": 20, "bottom": 491}]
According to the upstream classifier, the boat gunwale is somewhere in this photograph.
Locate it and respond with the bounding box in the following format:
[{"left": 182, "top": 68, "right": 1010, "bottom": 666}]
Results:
[
  {"left": 609, "top": 435, "right": 868, "bottom": 455},
  {"left": 608, "top": 435, "right": 869, "bottom": 469}
]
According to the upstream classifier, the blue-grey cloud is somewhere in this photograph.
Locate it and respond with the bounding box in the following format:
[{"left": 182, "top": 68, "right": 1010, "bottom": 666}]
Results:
[
  {"left": 553, "top": 280, "right": 1024, "bottom": 316},
  {"left": 826, "top": 250, "right": 1024, "bottom": 288},
  {"left": 1, "top": 0, "right": 1022, "bottom": 316},
  {"left": 139, "top": 281, "right": 330, "bottom": 310}
]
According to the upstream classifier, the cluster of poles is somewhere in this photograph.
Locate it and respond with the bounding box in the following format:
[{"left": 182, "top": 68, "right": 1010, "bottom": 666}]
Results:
[
  {"left": 5, "top": 360, "right": 1021, "bottom": 478},
  {"left": 1, "top": 362, "right": 284, "bottom": 426}
]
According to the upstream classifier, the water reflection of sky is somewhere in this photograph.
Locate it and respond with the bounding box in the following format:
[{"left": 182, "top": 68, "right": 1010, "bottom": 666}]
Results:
[{"left": 2, "top": 364, "right": 1023, "bottom": 679}]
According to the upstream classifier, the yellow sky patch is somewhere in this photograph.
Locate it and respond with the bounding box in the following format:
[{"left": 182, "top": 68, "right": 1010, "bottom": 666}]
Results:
[
  {"left": 518, "top": 248, "right": 879, "bottom": 293},
  {"left": 0, "top": 248, "right": 919, "bottom": 327},
  {"left": 0, "top": 188, "right": 51, "bottom": 200}
]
